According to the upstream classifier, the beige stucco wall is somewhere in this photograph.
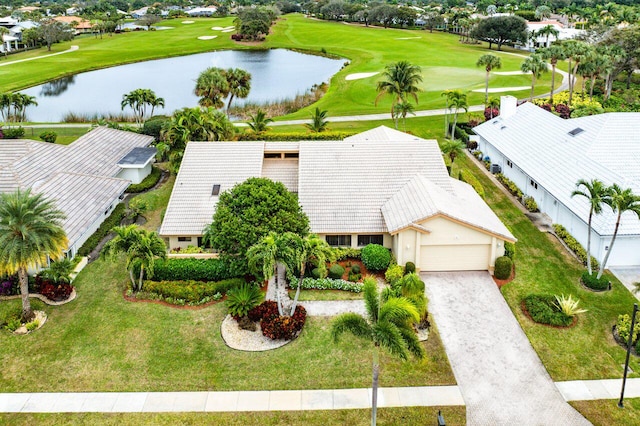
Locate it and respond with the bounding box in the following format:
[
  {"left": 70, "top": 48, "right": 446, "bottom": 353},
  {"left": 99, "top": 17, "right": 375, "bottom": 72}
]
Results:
[
  {"left": 318, "top": 233, "right": 392, "bottom": 249},
  {"left": 167, "top": 236, "right": 200, "bottom": 250}
]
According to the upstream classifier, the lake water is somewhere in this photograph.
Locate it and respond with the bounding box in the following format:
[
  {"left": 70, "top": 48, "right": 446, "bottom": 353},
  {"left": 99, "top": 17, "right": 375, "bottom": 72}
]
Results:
[{"left": 21, "top": 49, "right": 346, "bottom": 122}]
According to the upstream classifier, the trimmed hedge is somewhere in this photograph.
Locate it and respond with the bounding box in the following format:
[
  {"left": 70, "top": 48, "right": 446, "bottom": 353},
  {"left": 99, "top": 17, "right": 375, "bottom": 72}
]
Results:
[
  {"left": 142, "top": 278, "right": 245, "bottom": 305},
  {"left": 617, "top": 313, "right": 640, "bottom": 347},
  {"left": 405, "top": 262, "right": 415, "bottom": 274},
  {"left": 458, "top": 169, "right": 485, "bottom": 199},
  {"left": 361, "top": 244, "right": 391, "bottom": 271},
  {"left": 77, "top": 203, "right": 126, "bottom": 256},
  {"left": 290, "top": 277, "right": 363, "bottom": 293},
  {"left": 152, "top": 257, "right": 247, "bottom": 282},
  {"left": 523, "top": 294, "right": 573, "bottom": 327},
  {"left": 494, "top": 256, "right": 512, "bottom": 280},
  {"left": 553, "top": 224, "right": 600, "bottom": 271},
  {"left": 332, "top": 247, "right": 361, "bottom": 260},
  {"left": 2, "top": 127, "right": 25, "bottom": 139},
  {"left": 495, "top": 173, "right": 523, "bottom": 199},
  {"left": 504, "top": 242, "right": 516, "bottom": 259},
  {"left": 237, "top": 131, "right": 355, "bottom": 141},
  {"left": 328, "top": 264, "right": 345, "bottom": 279},
  {"left": 581, "top": 271, "right": 610, "bottom": 291},
  {"left": 126, "top": 166, "right": 162, "bottom": 193}
]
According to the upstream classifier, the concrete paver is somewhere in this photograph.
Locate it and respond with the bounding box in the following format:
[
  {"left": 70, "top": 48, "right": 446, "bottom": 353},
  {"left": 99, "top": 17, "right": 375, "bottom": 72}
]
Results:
[{"left": 424, "top": 271, "right": 590, "bottom": 425}]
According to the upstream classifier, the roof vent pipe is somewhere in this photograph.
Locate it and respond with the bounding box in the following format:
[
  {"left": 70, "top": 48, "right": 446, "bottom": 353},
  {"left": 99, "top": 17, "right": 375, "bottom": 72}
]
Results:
[{"left": 500, "top": 95, "right": 518, "bottom": 119}]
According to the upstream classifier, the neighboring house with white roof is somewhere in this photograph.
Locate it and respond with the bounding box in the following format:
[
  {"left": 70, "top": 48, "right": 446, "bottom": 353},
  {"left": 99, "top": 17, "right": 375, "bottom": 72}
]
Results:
[
  {"left": 0, "top": 127, "right": 155, "bottom": 258},
  {"left": 159, "top": 126, "right": 515, "bottom": 272},
  {"left": 474, "top": 96, "right": 640, "bottom": 268},
  {"left": 186, "top": 7, "right": 217, "bottom": 17},
  {"left": 524, "top": 20, "right": 584, "bottom": 50}
]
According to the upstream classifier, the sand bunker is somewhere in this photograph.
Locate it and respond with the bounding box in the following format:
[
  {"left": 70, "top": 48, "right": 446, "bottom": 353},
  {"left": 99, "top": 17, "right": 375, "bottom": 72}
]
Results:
[
  {"left": 494, "top": 71, "right": 528, "bottom": 75},
  {"left": 221, "top": 29, "right": 234, "bottom": 33},
  {"left": 182, "top": 20, "right": 194, "bottom": 24},
  {"left": 211, "top": 26, "right": 225, "bottom": 30},
  {"left": 471, "top": 86, "right": 530, "bottom": 93},
  {"left": 396, "top": 37, "right": 421, "bottom": 40},
  {"left": 345, "top": 72, "right": 379, "bottom": 81},
  {"left": 198, "top": 35, "right": 218, "bottom": 40}
]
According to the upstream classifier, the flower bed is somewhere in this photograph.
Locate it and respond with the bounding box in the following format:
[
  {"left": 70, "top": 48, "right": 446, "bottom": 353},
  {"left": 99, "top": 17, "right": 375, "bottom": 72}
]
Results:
[
  {"left": 552, "top": 224, "right": 600, "bottom": 271},
  {"left": 138, "top": 278, "right": 245, "bottom": 306},
  {"left": 522, "top": 295, "right": 574, "bottom": 327},
  {"left": 248, "top": 301, "right": 307, "bottom": 340},
  {"left": 1, "top": 276, "right": 74, "bottom": 303},
  {"left": 581, "top": 271, "right": 610, "bottom": 292},
  {"left": 290, "top": 278, "right": 363, "bottom": 293}
]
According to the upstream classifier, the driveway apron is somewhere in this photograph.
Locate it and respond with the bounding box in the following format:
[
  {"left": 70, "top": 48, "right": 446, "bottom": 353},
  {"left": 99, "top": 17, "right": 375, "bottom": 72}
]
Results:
[{"left": 423, "top": 271, "right": 590, "bottom": 426}]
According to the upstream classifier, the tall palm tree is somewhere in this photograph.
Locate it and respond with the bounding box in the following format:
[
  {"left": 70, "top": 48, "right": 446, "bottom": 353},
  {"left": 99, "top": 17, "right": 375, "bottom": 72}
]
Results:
[
  {"left": 538, "top": 45, "right": 566, "bottom": 104},
  {"left": 449, "top": 90, "right": 468, "bottom": 138},
  {"left": 597, "top": 185, "right": 640, "bottom": 279},
  {"left": 476, "top": 54, "right": 502, "bottom": 106},
  {"left": 247, "top": 233, "right": 284, "bottom": 316},
  {"left": 332, "top": 278, "right": 425, "bottom": 426},
  {"left": 305, "top": 107, "right": 329, "bottom": 133},
  {"left": 562, "top": 40, "right": 592, "bottom": 106},
  {"left": 121, "top": 88, "right": 165, "bottom": 124},
  {"left": 102, "top": 225, "right": 166, "bottom": 291},
  {"left": 247, "top": 109, "right": 272, "bottom": 134},
  {"left": 441, "top": 139, "right": 467, "bottom": 174},
  {"left": 0, "top": 189, "right": 67, "bottom": 322},
  {"left": 375, "top": 61, "right": 422, "bottom": 120},
  {"left": 0, "top": 27, "right": 9, "bottom": 57},
  {"left": 225, "top": 68, "right": 252, "bottom": 114},
  {"left": 521, "top": 54, "right": 548, "bottom": 101},
  {"left": 194, "top": 67, "right": 230, "bottom": 109},
  {"left": 571, "top": 179, "right": 610, "bottom": 275},
  {"left": 536, "top": 24, "right": 559, "bottom": 47},
  {"left": 393, "top": 101, "right": 415, "bottom": 131}
]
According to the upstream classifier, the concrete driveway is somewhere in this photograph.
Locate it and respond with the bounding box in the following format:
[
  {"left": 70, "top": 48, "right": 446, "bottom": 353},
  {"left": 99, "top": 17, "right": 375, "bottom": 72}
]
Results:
[
  {"left": 423, "top": 271, "right": 590, "bottom": 426},
  {"left": 610, "top": 267, "right": 640, "bottom": 300}
]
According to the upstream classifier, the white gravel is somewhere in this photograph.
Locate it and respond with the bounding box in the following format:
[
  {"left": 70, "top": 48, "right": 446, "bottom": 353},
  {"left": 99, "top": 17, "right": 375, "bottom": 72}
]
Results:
[{"left": 220, "top": 315, "right": 291, "bottom": 351}]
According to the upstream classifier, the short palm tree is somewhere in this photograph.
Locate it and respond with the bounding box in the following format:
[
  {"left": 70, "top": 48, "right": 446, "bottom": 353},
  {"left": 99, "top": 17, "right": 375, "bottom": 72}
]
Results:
[
  {"left": 121, "top": 88, "right": 165, "bottom": 124},
  {"left": 225, "top": 68, "right": 252, "bottom": 114},
  {"left": 247, "top": 233, "right": 284, "bottom": 315},
  {"left": 393, "top": 101, "right": 415, "bottom": 131},
  {"left": 305, "top": 107, "right": 329, "bottom": 133},
  {"left": 597, "top": 185, "right": 640, "bottom": 279},
  {"left": 0, "top": 189, "right": 67, "bottom": 322},
  {"left": 102, "top": 225, "right": 166, "bottom": 291},
  {"left": 332, "top": 278, "right": 425, "bottom": 426},
  {"left": 194, "top": 67, "right": 230, "bottom": 109},
  {"left": 448, "top": 90, "right": 468, "bottom": 138},
  {"left": 476, "top": 54, "right": 502, "bottom": 106},
  {"left": 375, "top": 60, "right": 422, "bottom": 121},
  {"left": 571, "top": 179, "right": 610, "bottom": 275},
  {"left": 521, "top": 54, "right": 548, "bottom": 101},
  {"left": 441, "top": 139, "right": 467, "bottom": 173},
  {"left": 247, "top": 109, "right": 273, "bottom": 134}
]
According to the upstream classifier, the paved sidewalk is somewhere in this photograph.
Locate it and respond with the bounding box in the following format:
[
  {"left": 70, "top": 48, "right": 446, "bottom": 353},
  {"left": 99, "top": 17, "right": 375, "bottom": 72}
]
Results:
[
  {"left": 556, "top": 378, "right": 640, "bottom": 401},
  {"left": 0, "top": 45, "right": 79, "bottom": 67},
  {"left": 0, "top": 386, "right": 464, "bottom": 413}
]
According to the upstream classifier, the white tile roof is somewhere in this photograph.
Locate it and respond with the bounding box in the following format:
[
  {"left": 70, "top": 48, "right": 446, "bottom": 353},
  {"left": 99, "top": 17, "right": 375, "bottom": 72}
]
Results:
[
  {"left": 344, "top": 126, "right": 425, "bottom": 142},
  {"left": 474, "top": 103, "right": 640, "bottom": 236},
  {"left": 262, "top": 159, "right": 299, "bottom": 192}
]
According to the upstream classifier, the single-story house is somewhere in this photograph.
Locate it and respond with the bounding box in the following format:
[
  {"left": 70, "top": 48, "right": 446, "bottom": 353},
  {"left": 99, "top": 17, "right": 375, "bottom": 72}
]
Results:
[
  {"left": 186, "top": 7, "right": 218, "bottom": 17},
  {"left": 0, "top": 127, "right": 155, "bottom": 258},
  {"left": 53, "top": 15, "right": 93, "bottom": 33},
  {"left": 474, "top": 96, "right": 640, "bottom": 268},
  {"left": 159, "top": 126, "right": 515, "bottom": 272},
  {"left": 525, "top": 20, "right": 583, "bottom": 50}
]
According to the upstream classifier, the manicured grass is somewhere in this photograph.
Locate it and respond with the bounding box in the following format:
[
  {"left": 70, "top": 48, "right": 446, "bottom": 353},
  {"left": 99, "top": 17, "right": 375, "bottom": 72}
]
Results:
[
  {"left": 4, "top": 14, "right": 554, "bottom": 121},
  {"left": 129, "top": 167, "right": 174, "bottom": 232},
  {"left": 570, "top": 399, "right": 640, "bottom": 425},
  {"left": 0, "top": 256, "right": 455, "bottom": 392},
  {"left": 287, "top": 289, "right": 363, "bottom": 301},
  {"left": 17, "top": 126, "right": 91, "bottom": 145},
  {"left": 0, "top": 406, "right": 466, "bottom": 425},
  {"left": 453, "top": 153, "right": 640, "bottom": 381}
]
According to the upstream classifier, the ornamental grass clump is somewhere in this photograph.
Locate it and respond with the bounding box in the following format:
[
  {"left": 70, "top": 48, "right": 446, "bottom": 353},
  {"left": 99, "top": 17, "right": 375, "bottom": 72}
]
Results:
[
  {"left": 226, "top": 283, "right": 263, "bottom": 319},
  {"left": 523, "top": 294, "right": 573, "bottom": 327},
  {"left": 554, "top": 294, "right": 587, "bottom": 317}
]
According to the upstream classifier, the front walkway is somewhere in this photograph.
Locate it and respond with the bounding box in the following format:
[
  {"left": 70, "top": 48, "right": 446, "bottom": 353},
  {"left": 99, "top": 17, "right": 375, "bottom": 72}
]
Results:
[
  {"left": 423, "top": 271, "right": 591, "bottom": 425},
  {"left": 610, "top": 267, "right": 640, "bottom": 301}
]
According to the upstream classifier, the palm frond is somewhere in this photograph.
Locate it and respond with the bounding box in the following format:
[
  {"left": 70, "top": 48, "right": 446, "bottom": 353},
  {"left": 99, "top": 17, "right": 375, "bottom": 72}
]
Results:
[
  {"left": 373, "top": 320, "right": 409, "bottom": 360},
  {"left": 379, "top": 297, "right": 420, "bottom": 325},
  {"left": 397, "top": 324, "right": 426, "bottom": 359},
  {"left": 363, "top": 277, "right": 379, "bottom": 322},
  {"left": 331, "top": 313, "right": 372, "bottom": 342}
]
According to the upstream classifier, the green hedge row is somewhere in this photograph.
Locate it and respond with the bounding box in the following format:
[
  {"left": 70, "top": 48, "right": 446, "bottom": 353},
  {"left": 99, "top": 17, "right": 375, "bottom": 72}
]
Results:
[
  {"left": 125, "top": 166, "right": 162, "bottom": 193},
  {"left": 142, "top": 278, "right": 245, "bottom": 304},
  {"left": 237, "top": 131, "right": 356, "bottom": 141},
  {"left": 458, "top": 169, "right": 485, "bottom": 199},
  {"left": 152, "top": 257, "right": 247, "bottom": 282},
  {"left": 77, "top": 203, "right": 125, "bottom": 257},
  {"left": 552, "top": 224, "right": 600, "bottom": 271},
  {"left": 332, "top": 247, "right": 361, "bottom": 260},
  {"left": 495, "top": 173, "right": 523, "bottom": 199},
  {"left": 290, "top": 277, "right": 363, "bottom": 293},
  {"left": 523, "top": 294, "right": 573, "bottom": 327}
]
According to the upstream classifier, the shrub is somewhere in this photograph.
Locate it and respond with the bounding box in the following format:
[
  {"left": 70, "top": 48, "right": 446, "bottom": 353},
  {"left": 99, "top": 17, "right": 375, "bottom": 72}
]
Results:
[
  {"left": 495, "top": 174, "right": 523, "bottom": 199},
  {"left": 5, "top": 317, "right": 21, "bottom": 332},
  {"left": 504, "top": 242, "right": 516, "bottom": 259},
  {"left": 0, "top": 279, "right": 17, "bottom": 296},
  {"left": 237, "top": 131, "right": 355, "bottom": 141},
  {"left": 524, "top": 196, "right": 539, "bottom": 212},
  {"left": 581, "top": 271, "right": 610, "bottom": 291},
  {"left": 554, "top": 294, "right": 587, "bottom": 317},
  {"left": 2, "top": 127, "right": 25, "bottom": 139},
  {"left": 405, "top": 262, "right": 416, "bottom": 274},
  {"left": 552, "top": 224, "right": 600, "bottom": 270},
  {"left": 39, "top": 282, "right": 73, "bottom": 301},
  {"left": 617, "top": 313, "right": 640, "bottom": 346},
  {"left": 494, "top": 256, "right": 512, "bottom": 280},
  {"left": 126, "top": 166, "right": 162, "bottom": 193},
  {"left": 310, "top": 268, "right": 322, "bottom": 279},
  {"left": 523, "top": 295, "right": 573, "bottom": 327},
  {"left": 142, "top": 278, "right": 245, "bottom": 304},
  {"left": 348, "top": 272, "right": 362, "bottom": 282},
  {"left": 328, "top": 264, "right": 345, "bottom": 279},
  {"left": 350, "top": 264, "right": 361, "bottom": 274},
  {"left": 385, "top": 264, "right": 404, "bottom": 285},
  {"left": 361, "top": 244, "right": 391, "bottom": 271},
  {"left": 459, "top": 169, "right": 485, "bottom": 199},
  {"left": 25, "top": 319, "right": 40, "bottom": 332},
  {"left": 261, "top": 304, "right": 307, "bottom": 340},
  {"left": 39, "top": 131, "right": 57, "bottom": 143},
  {"left": 152, "top": 258, "right": 246, "bottom": 281},
  {"left": 77, "top": 203, "right": 126, "bottom": 257},
  {"left": 226, "top": 283, "right": 263, "bottom": 318},
  {"left": 141, "top": 115, "right": 170, "bottom": 141},
  {"left": 289, "top": 277, "right": 363, "bottom": 293},
  {"left": 332, "top": 247, "right": 361, "bottom": 260}
]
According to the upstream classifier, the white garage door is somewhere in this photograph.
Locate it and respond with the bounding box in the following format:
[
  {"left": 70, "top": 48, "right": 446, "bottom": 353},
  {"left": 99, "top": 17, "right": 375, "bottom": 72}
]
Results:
[{"left": 420, "top": 244, "right": 491, "bottom": 271}]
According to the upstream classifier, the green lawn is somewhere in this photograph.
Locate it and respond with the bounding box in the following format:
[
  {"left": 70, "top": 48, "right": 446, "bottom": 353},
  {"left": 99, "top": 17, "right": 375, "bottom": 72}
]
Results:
[
  {"left": 19, "top": 126, "right": 91, "bottom": 145},
  {"left": 0, "top": 407, "right": 466, "bottom": 425},
  {"left": 287, "top": 289, "right": 363, "bottom": 301},
  {"left": 4, "top": 14, "right": 556, "bottom": 122},
  {"left": 570, "top": 399, "right": 640, "bottom": 425}
]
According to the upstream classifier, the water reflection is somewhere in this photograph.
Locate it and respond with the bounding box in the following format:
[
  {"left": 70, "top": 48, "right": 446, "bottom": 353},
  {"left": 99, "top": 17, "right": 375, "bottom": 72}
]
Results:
[{"left": 40, "top": 76, "right": 76, "bottom": 97}]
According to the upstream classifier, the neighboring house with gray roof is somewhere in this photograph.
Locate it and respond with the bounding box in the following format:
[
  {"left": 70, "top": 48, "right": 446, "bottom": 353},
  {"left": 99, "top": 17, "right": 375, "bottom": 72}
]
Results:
[
  {"left": 160, "top": 126, "right": 515, "bottom": 272},
  {"left": 0, "top": 127, "right": 155, "bottom": 258},
  {"left": 474, "top": 96, "right": 640, "bottom": 268}
]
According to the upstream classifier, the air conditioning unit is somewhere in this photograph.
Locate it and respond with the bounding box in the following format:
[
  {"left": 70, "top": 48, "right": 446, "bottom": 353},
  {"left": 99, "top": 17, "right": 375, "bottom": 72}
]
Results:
[{"left": 490, "top": 164, "right": 502, "bottom": 174}]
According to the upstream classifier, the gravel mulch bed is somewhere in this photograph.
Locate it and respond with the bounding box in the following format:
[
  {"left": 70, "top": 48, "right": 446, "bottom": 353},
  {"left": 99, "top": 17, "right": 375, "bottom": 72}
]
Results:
[{"left": 221, "top": 315, "right": 292, "bottom": 352}]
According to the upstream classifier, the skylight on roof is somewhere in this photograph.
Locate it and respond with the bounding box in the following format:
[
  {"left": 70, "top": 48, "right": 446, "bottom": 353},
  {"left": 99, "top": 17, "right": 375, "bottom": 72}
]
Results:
[
  {"left": 212, "top": 184, "right": 221, "bottom": 196},
  {"left": 568, "top": 127, "right": 584, "bottom": 137}
]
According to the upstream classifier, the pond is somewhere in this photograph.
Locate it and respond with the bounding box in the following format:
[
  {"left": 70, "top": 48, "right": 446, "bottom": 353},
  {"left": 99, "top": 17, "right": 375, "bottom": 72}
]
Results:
[{"left": 21, "top": 49, "right": 347, "bottom": 122}]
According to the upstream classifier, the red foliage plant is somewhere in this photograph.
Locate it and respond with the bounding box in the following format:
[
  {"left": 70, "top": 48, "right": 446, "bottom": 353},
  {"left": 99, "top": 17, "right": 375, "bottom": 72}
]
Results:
[{"left": 248, "top": 301, "right": 307, "bottom": 340}]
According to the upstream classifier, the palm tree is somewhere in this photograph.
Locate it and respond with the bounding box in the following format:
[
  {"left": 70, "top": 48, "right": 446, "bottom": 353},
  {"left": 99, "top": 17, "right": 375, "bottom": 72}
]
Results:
[
  {"left": 375, "top": 61, "right": 422, "bottom": 120},
  {"left": 536, "top": 24, "right": 559, "bottom": 48},
  {"left": 597, "top": 185, "right": 640, "bottom": 279},
  {"left": 121, "top": 89, "right": 165, "bottom": 124},
  {"left": 448, "top": 90, "right": 468, "bottom": 138},
  {"left": 0, "top": 27, "right": 9, "bottom": 57},
  {"left": 194, "top": 67, "right": 230, "bottom": 109},
  {"left": 521, "top": 54, "right": 548, "bottom": 101},
  {"left": 571, "top": 179, "right": 610, "bottom": 275},
  {"left": 0, "top": 189, "right": 67, "bottom": 322},
  {"left": 305, "top": 107, "right": 329, "bottom": 133},
  {"left": 332, "top": 278, "right": 425, "bottom": 426},
  {"left": 535, "top": 5, "right": 552, "bottom": 21},
  {"left": 538, "top": 45, "right": 566, "bottom": 104},
  {"left": 563, "top": 40, "right": 592, "bottom": 106},
  {"left": 247, "top": 233, "right": 284, "bottom": 316},
  {"left": 225, "top": 68, "right": 252, "bottom": 114},
  {"left": 102, "top": 225, "right": 167, "bottom": 291},
  {"left": 487, "top": 96, "right": 500, "bottom": 119},
  {"left": 247, "top": 109, "right": 273, "bottom": 134},
  {"left": 393, "top": 101, "right": 415, "bottom": 131},
  {"left": 476, "top": 54, "right": 502, "bottom": 106},
  {"left": 441, "top": 139, "right": 467, "bottom": 174}
]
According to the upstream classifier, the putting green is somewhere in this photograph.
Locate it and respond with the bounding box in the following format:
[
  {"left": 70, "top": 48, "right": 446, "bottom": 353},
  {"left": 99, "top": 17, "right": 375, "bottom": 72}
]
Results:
[{"left": 420, "top": 67, "right": 486, "bottom": 91}]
